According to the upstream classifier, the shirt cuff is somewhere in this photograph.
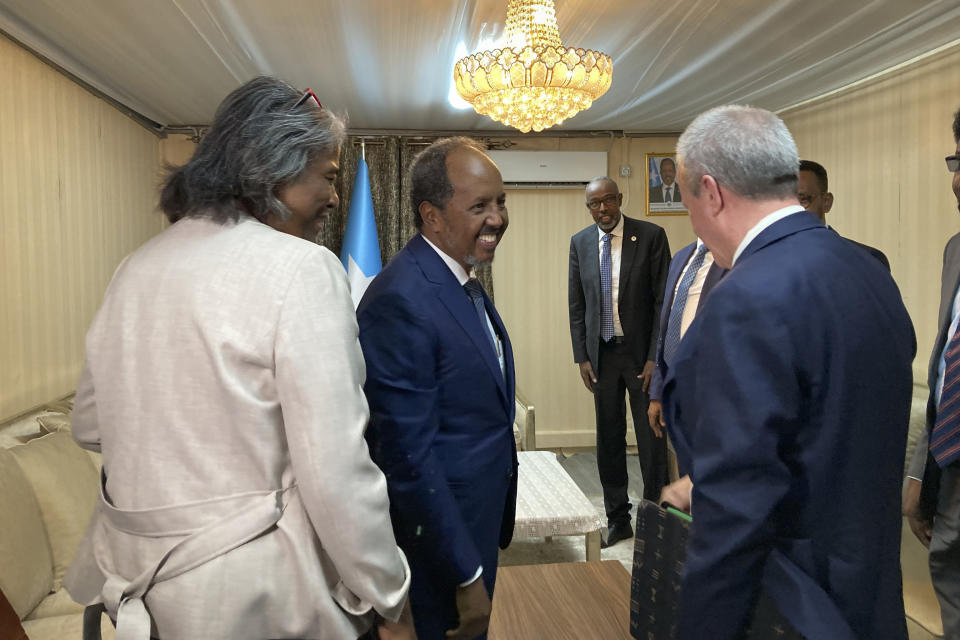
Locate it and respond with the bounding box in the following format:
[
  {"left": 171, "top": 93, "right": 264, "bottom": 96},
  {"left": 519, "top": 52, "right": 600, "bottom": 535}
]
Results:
[{"left": 459, "top": 565, "right": 483, "bottom": 587}]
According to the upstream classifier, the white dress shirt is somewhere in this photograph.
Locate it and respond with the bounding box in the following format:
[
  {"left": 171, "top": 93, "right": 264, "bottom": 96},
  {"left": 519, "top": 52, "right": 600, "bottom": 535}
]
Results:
[
  {"left": 596, "top": 215, "right": 625, "bottom": 336},
  {"left": 673, "top": 239, "right": 715, "bottom": 339},
  {"left": 732, "top": 205, "right": 805, "bottom": 266}
]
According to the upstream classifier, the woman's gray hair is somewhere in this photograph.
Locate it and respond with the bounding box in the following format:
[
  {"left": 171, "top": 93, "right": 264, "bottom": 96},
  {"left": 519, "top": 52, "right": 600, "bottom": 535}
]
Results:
[
  {"left": 160, "top": 76, "right": 346, "bottom": 224},
  {"left": 676, "top": 105, "right": 798, "bottom": 201}
]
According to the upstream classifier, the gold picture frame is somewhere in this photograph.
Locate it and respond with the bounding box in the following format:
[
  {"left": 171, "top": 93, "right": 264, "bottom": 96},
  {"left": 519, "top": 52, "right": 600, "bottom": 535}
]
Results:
[{"left": 646, "top": 153, "right": 687, "bottom": 216}]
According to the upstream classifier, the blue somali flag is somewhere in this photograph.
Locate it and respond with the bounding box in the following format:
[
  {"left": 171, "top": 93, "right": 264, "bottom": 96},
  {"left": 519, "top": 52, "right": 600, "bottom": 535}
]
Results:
[
  {"left": 649, "top": 157, "right": 662, "bottom": 188},
  {"left": 340, "top": 156, "right": 381, "bottom": 308}
]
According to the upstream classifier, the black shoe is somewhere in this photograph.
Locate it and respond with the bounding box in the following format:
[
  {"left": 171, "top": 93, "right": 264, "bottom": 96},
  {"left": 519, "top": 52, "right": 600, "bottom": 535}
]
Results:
[{"left": 601, "top": 520, "right": 633, "bottom": 548}]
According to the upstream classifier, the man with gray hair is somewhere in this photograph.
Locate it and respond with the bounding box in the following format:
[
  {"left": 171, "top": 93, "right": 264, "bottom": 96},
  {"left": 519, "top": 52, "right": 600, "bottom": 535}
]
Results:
[{"left": 661, "top": 105, "right": 915, "bottom": 639}]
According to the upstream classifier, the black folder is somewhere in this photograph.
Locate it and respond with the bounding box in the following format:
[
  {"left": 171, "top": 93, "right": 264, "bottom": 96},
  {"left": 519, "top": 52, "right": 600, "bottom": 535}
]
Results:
[{"left": 629, "top": 499, "right": 804, "bottom": 639}]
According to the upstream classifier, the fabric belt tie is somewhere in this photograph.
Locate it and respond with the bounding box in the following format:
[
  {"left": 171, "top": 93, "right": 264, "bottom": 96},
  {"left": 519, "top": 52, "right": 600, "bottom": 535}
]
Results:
[{"left": 96, "top": 470, "right": 293, "bottom": 640}]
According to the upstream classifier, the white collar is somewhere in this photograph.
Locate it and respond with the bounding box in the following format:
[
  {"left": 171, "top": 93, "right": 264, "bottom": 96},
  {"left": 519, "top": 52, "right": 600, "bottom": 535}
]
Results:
[
  {"left": 421, "top": 233, "right": 471, "bottom": 285},
  {"left": 732, "top": 205, "right": 805, "bottom": 266},
  {"left": 596, "top": 214, "right": 625, "bottom": 240}
]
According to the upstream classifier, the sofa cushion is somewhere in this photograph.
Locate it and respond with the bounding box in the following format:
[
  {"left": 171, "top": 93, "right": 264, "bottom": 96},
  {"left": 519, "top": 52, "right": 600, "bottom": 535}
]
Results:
[
  {"left": 23, "top": 587, "right": 84, "bottom": 620},
  {"left": 36, "top": 412, "right": 72, "bottom": 435},
  {"left": 0, "top": 447, "right": 54, "bottom": 618},
  {"left": 0, "top": 586, "right": 27, "bottom": 640},
  {"left": 9, "top": 432, "right": 99, "bottom": 591},
  {"left": 22, "top": 612, "right": 116, "bottom": 640}
]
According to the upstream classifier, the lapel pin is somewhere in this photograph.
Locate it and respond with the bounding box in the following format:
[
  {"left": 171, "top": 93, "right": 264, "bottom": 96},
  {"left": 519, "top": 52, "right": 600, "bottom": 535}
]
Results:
[{"left": 631, "top": 236, "right": 637, "bottom": 242}]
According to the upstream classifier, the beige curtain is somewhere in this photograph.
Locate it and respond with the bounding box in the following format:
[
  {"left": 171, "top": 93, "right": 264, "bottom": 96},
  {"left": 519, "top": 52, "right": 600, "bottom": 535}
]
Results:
[{"left": 320, "top": 136, "right": 494, "bottom": 299}]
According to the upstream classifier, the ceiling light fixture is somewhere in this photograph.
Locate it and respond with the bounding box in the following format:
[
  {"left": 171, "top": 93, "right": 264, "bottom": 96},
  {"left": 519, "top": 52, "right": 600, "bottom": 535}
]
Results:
[{"left": 454, "top": 0, "right": 612, "bottom": 133}]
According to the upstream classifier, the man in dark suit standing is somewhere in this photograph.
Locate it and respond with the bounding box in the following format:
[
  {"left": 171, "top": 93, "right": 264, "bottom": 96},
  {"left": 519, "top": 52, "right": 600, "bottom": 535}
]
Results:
[
  {"left": 797, "top": 159, "right": 890, "bottom": 270},
  {"left": 569, "top": 177, "right": 670, "bottom": 548},
  {"left": 647, "top": 239, "right": 724, "bottom": 507},
  {"left": 903, "top": 108, "right": 960, "bottom": 640},
  {"left": 663, "top": 105, "right": 915, "bottom": 639},
  {"left": 649, "top": 157, "right": 682, "bottom": 204},
  {"left": 359, "top": 137, "right": 517, "bottom": 640}
]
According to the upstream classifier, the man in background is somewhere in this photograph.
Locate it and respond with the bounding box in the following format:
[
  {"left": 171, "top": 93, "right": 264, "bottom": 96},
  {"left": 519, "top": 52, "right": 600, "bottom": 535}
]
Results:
[
  {"left": 647, "top": 238, "right": 725, "bottom": 508},
  {"left": 664, "top": 105, "right": 915, "bottom": 639},
  {"left": 359, "top": 137, "right": 517, "bottom": 640},
  {"left": 797, "top": 159, "right": 890, "bottom": 269},
  {"left": 903, "top": 108, "right": 960, "bottom": 640},
  {"left": 569, "top": 176, "right": 671, "bottom": 548},
  {"left": 650, "top": 157, "right": 682, "bottom": 204}
]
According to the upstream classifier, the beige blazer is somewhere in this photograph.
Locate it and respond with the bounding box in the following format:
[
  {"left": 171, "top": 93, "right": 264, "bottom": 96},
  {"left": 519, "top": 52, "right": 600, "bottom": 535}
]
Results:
[{"left": 65, "top": 216, "right": 409, "bottom": 639}]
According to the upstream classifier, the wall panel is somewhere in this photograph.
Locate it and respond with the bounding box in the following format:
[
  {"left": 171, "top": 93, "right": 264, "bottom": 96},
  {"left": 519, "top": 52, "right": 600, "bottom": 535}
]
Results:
[
  {"left": 0, "top": 35, "right": 164, "bottom": 421},
  {"left": 493, "top": 189, "right": 604, "bottom": 448},
  {"left": 782, "top": 43, "right": 960, "bottom": 381}
]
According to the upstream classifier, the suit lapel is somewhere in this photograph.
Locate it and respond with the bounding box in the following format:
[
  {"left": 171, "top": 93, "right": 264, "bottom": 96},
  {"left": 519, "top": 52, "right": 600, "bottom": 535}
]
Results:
[
  {"left": 663, "top": 243, "right": 695, "bottom": 319},
  {"left": 696, "top": 263, "right": 726, "bottom": 313},
  {"left": 931, "top": 267, "right": 960, "bottom": 381},
  {"left": 580, "top": 229, "right": 601, "bottom": 310},
  {"left": 735, "top": 212, "right": 823, "bottom": 266},
  {"left": 409, "top": 235, "right": 509, "bottom": 408},
  {"left": 619, "top": 218, "right": 639, "bottom": 294},
  {"left": 484, "top": 292, "right": 514, "bottom": 408}
]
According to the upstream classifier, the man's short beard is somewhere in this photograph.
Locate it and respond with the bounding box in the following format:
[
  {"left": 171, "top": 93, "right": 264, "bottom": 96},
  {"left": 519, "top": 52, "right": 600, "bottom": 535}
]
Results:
[{"left": 466, "top": 254, "right": 493, "bottom": 269}]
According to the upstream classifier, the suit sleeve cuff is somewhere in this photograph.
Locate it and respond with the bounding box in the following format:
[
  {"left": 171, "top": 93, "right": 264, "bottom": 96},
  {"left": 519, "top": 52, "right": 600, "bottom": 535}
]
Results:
[{"left": 459, "top": 565, "right": 483, "bottom": 587}]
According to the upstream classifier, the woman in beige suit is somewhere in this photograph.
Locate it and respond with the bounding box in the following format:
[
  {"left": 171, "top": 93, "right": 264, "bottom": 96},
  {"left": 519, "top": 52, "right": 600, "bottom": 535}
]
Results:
[{"left": 65, "top": 77, "right": 414, "bottom": 640}]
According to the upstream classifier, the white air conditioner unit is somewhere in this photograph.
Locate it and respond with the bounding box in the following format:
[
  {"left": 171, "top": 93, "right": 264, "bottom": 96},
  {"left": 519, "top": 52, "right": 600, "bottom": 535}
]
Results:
[{"left": 486, "top": 150, "right": 608, "bottom": 188}]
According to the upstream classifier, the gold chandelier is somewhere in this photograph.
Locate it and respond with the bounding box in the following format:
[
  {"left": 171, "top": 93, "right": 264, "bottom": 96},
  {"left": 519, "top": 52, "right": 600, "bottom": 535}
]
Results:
[{"left": 454, "top": 0, "right": 612, "bottom": 133}]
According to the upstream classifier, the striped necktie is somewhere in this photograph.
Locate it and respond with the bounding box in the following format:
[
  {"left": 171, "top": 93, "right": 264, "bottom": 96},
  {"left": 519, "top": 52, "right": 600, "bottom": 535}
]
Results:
[
  {"left": 600, "top": 233, "right": 614, "bottom": 341},
  {"left": 932, "top": 327, "right": 960, "bottom": 466},
  {"left": 662, "top": 244, "right": 709, "bottom": 367}
]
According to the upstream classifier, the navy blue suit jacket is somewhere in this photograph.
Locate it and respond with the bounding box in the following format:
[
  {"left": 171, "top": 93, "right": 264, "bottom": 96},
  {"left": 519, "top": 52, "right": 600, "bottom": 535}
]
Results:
[
  {"left": 358, "top": 234, "right": 518, "bottom": 632},
  {"left": 649, "top": 241, "right": 725, "bottom": 402},
  {"left": 663, "top": 212, "right": 915, "bottom": 640}
]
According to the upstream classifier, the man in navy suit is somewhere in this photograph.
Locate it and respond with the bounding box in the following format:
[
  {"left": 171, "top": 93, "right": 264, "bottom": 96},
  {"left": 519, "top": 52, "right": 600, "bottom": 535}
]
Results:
[
  {"left": 359, "top": 137, "right": 517, "bottom": 640},
  {"left": 647, "top": 239, "right": 724, "bottom": 506},
  {"left": 797, "top": 159, "right": 890, "bottom": 270},
  {"left": 662, "top": 105, "right": 915, "bottom": 639}
]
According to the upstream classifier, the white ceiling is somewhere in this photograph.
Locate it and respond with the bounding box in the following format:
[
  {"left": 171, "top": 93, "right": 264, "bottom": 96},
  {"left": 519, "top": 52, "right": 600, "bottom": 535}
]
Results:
[{"left": 2, "top": 0, "right": 959, "bottom": 133}]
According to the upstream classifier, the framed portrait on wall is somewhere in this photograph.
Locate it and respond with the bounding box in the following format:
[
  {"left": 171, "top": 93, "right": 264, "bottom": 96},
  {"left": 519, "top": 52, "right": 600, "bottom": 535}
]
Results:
[{"left": 646, "top": 153, "right": 687, "bottom": 216}]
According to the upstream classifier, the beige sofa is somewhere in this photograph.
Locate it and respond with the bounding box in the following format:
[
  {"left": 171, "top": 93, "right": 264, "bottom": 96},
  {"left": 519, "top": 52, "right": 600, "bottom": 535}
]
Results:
[{"left": 0, "top": 420, "right": 114, "bottom": 639}]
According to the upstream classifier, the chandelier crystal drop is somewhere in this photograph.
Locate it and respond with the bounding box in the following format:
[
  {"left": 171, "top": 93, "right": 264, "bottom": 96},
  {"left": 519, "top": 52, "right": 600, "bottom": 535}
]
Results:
[{"left": 454, "top": 0, "right": 612, "bottom": 133}]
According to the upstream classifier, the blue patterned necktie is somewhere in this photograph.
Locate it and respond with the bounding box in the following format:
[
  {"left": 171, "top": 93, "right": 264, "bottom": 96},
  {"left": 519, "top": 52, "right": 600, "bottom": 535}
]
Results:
[
  {"left": 600, "top": 233, "right": 614, "bottom": 342},
  {"left": 464, "top": 278, "right": 499, "bottom": 357},
  {"left": 662, "top": 244, "right": 709, "bottom": 367},
  {"left": 932, "top": 327, "right": 960, "bottom": 466}
]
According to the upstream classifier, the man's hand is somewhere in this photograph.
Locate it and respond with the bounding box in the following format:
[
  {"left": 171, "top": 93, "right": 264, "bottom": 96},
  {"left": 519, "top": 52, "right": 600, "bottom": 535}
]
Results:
[
  {"left": 578, "top": 361, "right": 598, "bottom": 393},
  {"left": 647, "top": 400, "right": 664, "bottom": 438},
  {"left": 659, "top": 475, "right": 693, "bottom": 513},
  {"left": 637, "top": 360, "right": 655, "bottom": 394},
  {"left": 446, "top": 579, "right": 491, "bottom": 639},
  {"left": 378, "top": 598, "right": 417, "bottom": 640},
  {"left": 903, "top": 477, "right": 932, "bottom": 548}
]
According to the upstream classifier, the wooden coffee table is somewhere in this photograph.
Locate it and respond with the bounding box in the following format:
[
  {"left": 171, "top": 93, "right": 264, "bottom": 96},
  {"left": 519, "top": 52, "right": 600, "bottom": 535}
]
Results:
[{"left": 488, "top": 560, "right": 632, "bottom": 639}]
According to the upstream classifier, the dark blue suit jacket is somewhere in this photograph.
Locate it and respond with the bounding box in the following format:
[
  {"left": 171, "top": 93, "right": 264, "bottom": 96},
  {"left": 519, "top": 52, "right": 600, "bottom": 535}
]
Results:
[
  {"left": 358, "top": 234, "right": 517, "bottom": 635},
  {"left": 649, "top": 241, "right": 725, "bottom": 402},
  {"left": 663, "top": 212, "right": 915, "bottom": 640}
]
